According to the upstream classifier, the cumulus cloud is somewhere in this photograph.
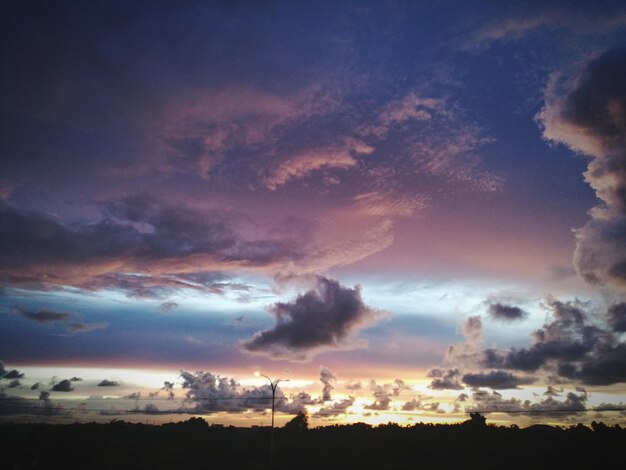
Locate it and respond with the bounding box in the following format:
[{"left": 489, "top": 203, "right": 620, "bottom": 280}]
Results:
[
  {"left": 607, "top": 302, "right": 626, "bottom": 332},
  {"left": 1, "top": 369, "right": 24, "bottom": 380},
  {"left": 51, "top": 379, "right": 74, "bottom": 392},
  {"left": 365, "top": 379, "right": 410, "bottom": 410},
  {"left": 487, "top": 303, "right": 528, "bottom": 322},
  {"left": 462, "top": 370, "right": 536, "bottom": 390},
  {"left": 97, "top": 380, "right": 120, "bottom": 387},
  {"left": 313, "top": 397, "right": 355, "bottom": 418},
  {"left": 468, "top": 388, "right": 589, "bottom": 418},
  {"left": 480, "top": 296, "right": 626, "bottom": 385},
  {"left": 319, "top": 366, "right": 336, "bottom": 402},
  {"left": 538, "top": 48, "right": 626, "bottom": 292},
  {"left": 181, "top": 370, "right": 298, "bottom": 415},
  {"left": 446, "top": 316, "right": 483, "bottom": 367},
  {"left": 241, "top": 276, "right": 381, "bottom": 360},
  {"left": 427, "top": 368, "right": 464, "bottom": 390},
  {"left": 0, "top": 390, "right": 63, "bottom": 416}
]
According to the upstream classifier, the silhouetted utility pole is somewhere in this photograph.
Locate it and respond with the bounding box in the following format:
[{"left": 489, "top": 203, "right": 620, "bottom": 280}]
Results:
[{"left": 255, "top": 372, "right": 289, "bottom": 469}]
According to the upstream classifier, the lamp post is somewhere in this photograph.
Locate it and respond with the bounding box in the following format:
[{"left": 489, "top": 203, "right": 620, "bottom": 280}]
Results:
[{"left": 255, "top": 371, "right": 289, "bottom": 469}]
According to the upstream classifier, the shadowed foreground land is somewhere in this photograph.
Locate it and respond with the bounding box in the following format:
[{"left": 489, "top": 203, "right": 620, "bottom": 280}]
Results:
[{"left": 2, "top": 417, "right": 625, "bottom": 469}]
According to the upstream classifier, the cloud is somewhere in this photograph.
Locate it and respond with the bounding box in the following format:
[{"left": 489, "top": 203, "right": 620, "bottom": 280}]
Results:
[
  {"left": 1, "top": 369, "right": 24, "bottom": 380},
  {"left": 262, "top": 138, "right": 373, "bottom": 190},
  {"left": 66, "top": 322, "right": 108, "bottom": 333},
  {"left": 181, "top": 370, "right": 298, "bottom": 414},
  {"left": 462, "top": 370, "right": 536, "bottom": 390},
  {"left": 465, "top": 3, "right": 626, "bottom": 50},
  {"left": 446, "top": 316, "right": 483, "bottom": 367},
  {"left": 479, "top": 296, "right": 626, "bottom": 385},
  {"left": 160, "top": 302, "right": 178, "bottom": 313},
  {"left": 467, "top": 388, "right": 588, "bottom": 418},
  {"left": 607, "top": 302, "right": 626, "bottom": 332},
  {"left": 0, "top": 390, "right": 64, "bottom": 416},
  {"left": 427, "top": 368, "right": 464, "bottom": 390},
  {"left": 97, "top": 380, "right": 120, "bottom": 387},
  {"left": 319, "top": 366, "right": 336, "bottom": 402},
  {"left": 360, "top": 92, "right": 445, "bottom": 138},
  {"left": 51, "top": 379, "right": 74, "bottom": 392},
  {"left": 313, "top": 397, "right": 355, "bottom": 418},
  {"left": 0, "top": 198, "right": 304, "bottom": 290},
  {"left": 16, "top": 309, "right": 72, "bottom": 324},
  {"left": 352, "top": 191, "right": 428, "bottom": 218},
  {"left": 241, "top": 276, "right": 381, "bottom": 360},
  {"left": 365, "top": 379, "right": 410, "bottom": 410},
  {"left": 487, "top": 303, "right": 528, "bottom": 322},
  {"left": 538, "top": 48, "right": 626, "bottom": 292}
]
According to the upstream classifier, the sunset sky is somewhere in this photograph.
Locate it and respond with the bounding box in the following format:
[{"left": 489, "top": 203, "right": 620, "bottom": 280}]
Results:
[{"left": 1, "top": 0, "right": 626, "bottom": 427}]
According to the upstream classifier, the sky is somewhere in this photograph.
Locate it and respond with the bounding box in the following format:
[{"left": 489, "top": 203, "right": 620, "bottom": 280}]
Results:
[{"left": 1, "top": 0, "right": 626, "bottom": 428}]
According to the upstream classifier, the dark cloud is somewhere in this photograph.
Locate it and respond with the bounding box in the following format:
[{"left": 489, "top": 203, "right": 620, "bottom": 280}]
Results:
[
  {"left": 30, "top": 382, "right": 40, "bottom": 390},
  {"left": 539, "top": 48, "right": 626, "bottom": 292},
  {"left": 0, "top": 198, "right": 303, "bottom": 291},
  {"left": 462, "top": 370, "right": 536, "bottom": 389},
  {"left": 16, "top": 308, "right": 72, "bottom": 324},
  {"left": 487, "top": 303, "right": 528, "bottom": 321},
  {"left": 97, "top": 380, "right": 120, "bottom": 387},
  {"left": 319, "top": 366, "right": 336, "bottom": 402},
  {"left": 160, "top": 302, "right": 178, "bottom": 313},
  {"left": 479, "top": 296, "right": 626, "bottom": 385},
  {"left": 241, "top": 276, "right": 380, "bottom": 360},
  {"left": 7, "top": 379, "right": 21, "bottom": 388},
  {"left": 345, "top": 381, "right": 362, "bottom": 391},
  {"left": 468, "top": 389, "right": 588, "bottom": 418},
  {"left": 70, "top": 377, "right": 82, "bottom": 382},
  {"left": 0, "top": 390, "right": 63, "bottom": 416},
  {"left": 51, "top": 379, "right": 74, "bottom": 392},
  {"left": 1, "top": 369, "right": 24, "bottom": 380},
  {"left": 427, "top": 368, "right": 464, "bottom": 390},
  {"left": 608, "top": 302, "right": 626, "bottom": 332}
]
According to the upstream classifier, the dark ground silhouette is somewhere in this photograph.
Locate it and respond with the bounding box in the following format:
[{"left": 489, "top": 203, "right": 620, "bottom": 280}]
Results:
[{"left": 2, "top": 414, "right": 625, "bottom": 469}]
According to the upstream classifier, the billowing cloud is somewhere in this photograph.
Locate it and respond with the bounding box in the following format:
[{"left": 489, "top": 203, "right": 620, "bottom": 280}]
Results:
[
  {"left": 427, "top": 368, "right": 464, "bottom": 390},
  {"left": 365, "top": 379, "right": 409, "bottom": 411},
  {"left": 462, "top": 370, "right": 535, "bottom": 390},
  {"left": 313, "top": 397, "right": 355, "bottom": 418},
  {"left": 1, "top": 369, "right": 24, "bottom": 380},
  {"left": 319, "top": 366, "right": 336, "bottom": 402},
  {"left": 538, "top": 48, "right": 626, "bottom": 292},
  {"left": 241, "top": 276, "right": 381, "bottom": 360},
  {"left": 467, "top": 388, "right": 589, "bottom": 418},
  {"left": 97, "top": 380, "right": 120, "bottom": 387},
  {"left": 51, "top": 379, "right": 74, "bottom": 392},
  {"left": 181, "top": 370, "right": 300, "bottom": 415},
  {"left": 607, "top": 302, "right": 626, "bottom": 332},
  {"left": 479, "top": 296, "right": 626, "bottom": 385},
  {"left": 446, "top": 316, "right": 483, "bottom": 367},
  {"left": 487, "top": 303, "right": 528, "bottom": 322}
]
